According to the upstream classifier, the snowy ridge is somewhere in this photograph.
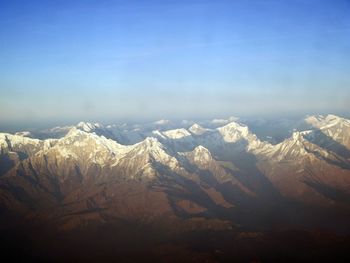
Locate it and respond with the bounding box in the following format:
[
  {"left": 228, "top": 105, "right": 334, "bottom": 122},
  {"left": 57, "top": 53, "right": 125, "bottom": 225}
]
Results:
[
  {"left": 76, "top": 121, "right": 103, "bottom": 132},
  {"left": 162, "top": 128, "right": 191, "bottom": 139},
  {"left": 189, "top": 124, "right": 208, "bottom": 135},
  {"left": 304, "top": 115, "right": 350, "bottom": 149},
  {"left": 1, "top": 115, "right": 350, "bottom": 178},
  {"left": 263, "top": 132, "right": 309, "bottom": 160},
  {"left": 41, "top": 127, "right": 132, "bottom": 166},
  {"left": 0, "top": 132, "right": 56, "bottom": 154},
  {"left": 114, "top": 136, "right": 180, "bottom": 178},
  {"left": 130, "top": 137, "right": 178, "bottom": 167},
  {"left": 305, "top": 114, "right": 350, "bottom": 130},
  {"left": 259, "top": 130, "right": 341, "bottom": 163}
]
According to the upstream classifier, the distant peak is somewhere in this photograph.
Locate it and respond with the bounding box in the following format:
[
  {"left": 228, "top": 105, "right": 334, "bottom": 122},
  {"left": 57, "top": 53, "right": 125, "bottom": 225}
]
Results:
[
  {"left": 189, "top": 123, "right": 207, "bottom": 135},
  {"left": 76, "top": 122, "right": 102, "bottom": 132},
  {"left": 217, "top": 121, "right": 250, "bottom": 143},
  {"left": 163, "top": 128, "right": 191, "bottom": 139},
  {"left": 190, "top": 123, "right": 201, "bottom": 128},
  {"left": 219, "top": 121, "right": 248, "bottom": 133}
]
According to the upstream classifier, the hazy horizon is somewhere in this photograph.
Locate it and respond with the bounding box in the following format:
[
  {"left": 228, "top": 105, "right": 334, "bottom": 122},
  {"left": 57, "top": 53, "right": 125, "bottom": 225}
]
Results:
[
  {"left": 1, "top": 112, "right": 350, "bottom": 135},
  {"left": 1, "top": 0, "right": 350, "bottom": 123}
]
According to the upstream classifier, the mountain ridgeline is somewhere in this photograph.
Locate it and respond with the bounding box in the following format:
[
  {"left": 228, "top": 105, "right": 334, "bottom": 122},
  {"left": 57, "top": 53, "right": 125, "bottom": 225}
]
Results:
[{"left": 1, "top": 114, "right": 350, "bottom": 261}]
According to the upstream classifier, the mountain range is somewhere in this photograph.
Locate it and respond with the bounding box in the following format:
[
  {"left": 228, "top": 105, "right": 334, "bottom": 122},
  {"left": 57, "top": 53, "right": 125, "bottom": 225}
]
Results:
[{"left": 1, "top": 114, "right": 350, "bottom": 261}]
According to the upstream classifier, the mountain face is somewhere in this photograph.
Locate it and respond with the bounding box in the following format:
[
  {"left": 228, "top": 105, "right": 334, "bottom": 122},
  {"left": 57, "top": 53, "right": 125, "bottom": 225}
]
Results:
[{"left": 1, "top": 115, "right": 350, "bottom": 234}]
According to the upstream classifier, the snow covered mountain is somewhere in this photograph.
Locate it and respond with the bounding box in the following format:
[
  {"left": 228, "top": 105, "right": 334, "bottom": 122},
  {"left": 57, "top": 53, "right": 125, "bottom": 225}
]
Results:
[{"left": 1, "top": 114, "right": 350, "bottom": 231}]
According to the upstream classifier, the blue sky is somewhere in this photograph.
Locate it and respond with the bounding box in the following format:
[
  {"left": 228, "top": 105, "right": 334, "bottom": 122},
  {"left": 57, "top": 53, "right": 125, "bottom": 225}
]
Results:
[{"left": 1, "top": 0, "right": 350, "bottom": 123}]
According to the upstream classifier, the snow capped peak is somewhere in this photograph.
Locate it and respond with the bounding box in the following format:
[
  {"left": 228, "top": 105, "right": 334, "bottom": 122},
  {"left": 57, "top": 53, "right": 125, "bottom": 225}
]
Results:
[
  {"left": 1, "top": 132, "right": 34, "bottom": 147},
  {"left": 183, "top": 145, "right": 213, "bottom": 167},
  {"left": 280, "top": 131, "right": 308, "bottom": 147},
  {"left": 61, "top": 126, "right": 125, "bottom": 151},
  {"left": 305, "top": 114, "right": 350, "bottom": 130},
  {"left": 49, "top": 126, "right": 131, "bottom": 165},
  {"left": 163, "top": 128, "right": 191, "bottom": 139},
  {"left": 264, "top": 131, "right": 309, "bottom": 160},
  {"left": 132, "top": 137, "right": 168, "bottom": 156},
  {"left": 76, "top": 121, "right": 102, "bottom": 132},
  {"left": 128, "top": 137, "right": 179, "bottom": 170},
  {"left": 217, "top": 121, "right": 250, "bottom": 142},
  {"left": 304, "top": 114, "right": 350, "bottom": 149},
  {"left": 292, "top": 131, "right": 303, "bottom": 141},
  {"left": 189, "top": 123, "right": 207, "bottom": 135},
  {"left": 141, "top": 137, "right": 163, "bottom": 148},
  {"left": 192, "top": 145, "right": 212, "bottom": 162},
  {"left": 66, "top": 126, "right": 85, "bottom": 137},
  {"left": 221, "top": 121, "right": 246, "bottom": 130},
  {"left": 0, "top": 132, "right": 56, "bottom": 157}
]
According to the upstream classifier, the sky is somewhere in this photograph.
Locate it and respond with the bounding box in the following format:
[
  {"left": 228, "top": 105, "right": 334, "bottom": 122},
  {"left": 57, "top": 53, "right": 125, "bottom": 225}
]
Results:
[{"left": 0, "top": 0, "right": 350, "bottom": 124}]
